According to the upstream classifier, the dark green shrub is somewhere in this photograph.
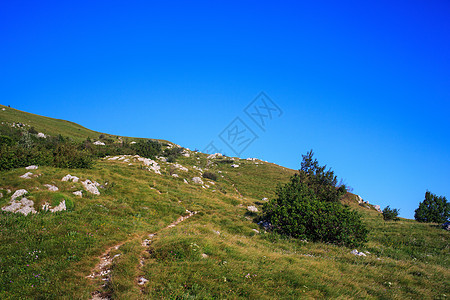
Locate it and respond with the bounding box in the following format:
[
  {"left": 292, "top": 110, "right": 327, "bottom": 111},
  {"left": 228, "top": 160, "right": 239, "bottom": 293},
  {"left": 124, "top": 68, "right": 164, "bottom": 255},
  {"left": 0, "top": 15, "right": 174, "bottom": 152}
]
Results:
[
  {"left": 382, "top": 206, "right": 400, "bottom": 221},
  {"left": 0, "top": 135, "right": 13, "bottom": 146},
  {"left": 297, "top": 150, "right": 345, "bottom": 202},
  {"left": 262, "top": 151, "right": 368, "bottom": 247},
  {"left": 163, "top": 146, "right": 184, "bottom": 162},
  {"left": 132, "top": 139, "right": 162, "bottom": 159},
  {"left": 28, "top": 126, "right": 38, "bottom": 135},
  {"left": 202, "top": 172, "right": 218, "bottom": 181},
  {"left": 415, "top": 191, "right": 449, "bottom": 223},
  {"left": 53, "top": 143, "right": 93, "bottom": 169}
]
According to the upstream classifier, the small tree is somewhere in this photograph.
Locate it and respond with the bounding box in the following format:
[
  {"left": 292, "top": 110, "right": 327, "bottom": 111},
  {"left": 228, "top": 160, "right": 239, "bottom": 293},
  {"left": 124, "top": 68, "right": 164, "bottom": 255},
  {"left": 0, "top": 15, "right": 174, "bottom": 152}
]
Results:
[
  {"left": 414, "top": 191, "right": 449, "bottom": 223},
  {"left": 382, "top": 206, "right": 400, "bottom": 221}
]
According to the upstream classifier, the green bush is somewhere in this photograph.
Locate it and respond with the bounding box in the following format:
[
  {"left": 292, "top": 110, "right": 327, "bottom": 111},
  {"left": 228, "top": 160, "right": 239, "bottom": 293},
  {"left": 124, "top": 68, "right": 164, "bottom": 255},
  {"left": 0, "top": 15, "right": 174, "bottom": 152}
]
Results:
[
  {"left": 297, "top": 150, "right": 347, "bottom": 202},
  {"left": 262, "top": 151, "right": 368, "bottom": 247},
  {"left": 53, "top": 143, "right": 93, "bottom": 169},
  {"left": 415, "top": 191, "right": 449, "bottom": 223},
  {"left": 382, "top": 206, "right": 400, "bottom": 221},
  {"left": 202, "top": 172, "right": 218, "bottom": 181},
  {"left": 132, "top": 139, "right": 162, "bottom": 159}
]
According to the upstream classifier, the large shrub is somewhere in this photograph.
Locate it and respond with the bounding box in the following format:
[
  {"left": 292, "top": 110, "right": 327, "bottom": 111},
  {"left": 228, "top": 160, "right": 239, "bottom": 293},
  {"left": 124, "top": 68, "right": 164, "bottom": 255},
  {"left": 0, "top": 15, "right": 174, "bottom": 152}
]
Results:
[
  {"left": 53, "top": 143, "right": 93, "bottom": 169},
  {"left": 415, "top": 191, "right": 449, "bottom": 223},
  {"left": 262, "top": 151, "right": 368, "bottom": 247}
]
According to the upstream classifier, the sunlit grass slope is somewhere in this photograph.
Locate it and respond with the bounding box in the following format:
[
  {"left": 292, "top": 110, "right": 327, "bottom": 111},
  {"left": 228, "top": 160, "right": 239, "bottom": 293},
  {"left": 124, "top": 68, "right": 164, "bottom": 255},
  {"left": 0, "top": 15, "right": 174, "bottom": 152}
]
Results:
[{"left": 0, "top": 108, "right": 448, "bottom": 299}]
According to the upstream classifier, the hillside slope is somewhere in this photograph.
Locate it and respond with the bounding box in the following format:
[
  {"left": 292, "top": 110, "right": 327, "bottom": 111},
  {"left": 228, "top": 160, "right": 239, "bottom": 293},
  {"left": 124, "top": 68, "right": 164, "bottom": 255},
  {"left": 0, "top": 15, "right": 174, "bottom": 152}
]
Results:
[{"left": 0, "top": 107, "right": 448, "bottom": 299}]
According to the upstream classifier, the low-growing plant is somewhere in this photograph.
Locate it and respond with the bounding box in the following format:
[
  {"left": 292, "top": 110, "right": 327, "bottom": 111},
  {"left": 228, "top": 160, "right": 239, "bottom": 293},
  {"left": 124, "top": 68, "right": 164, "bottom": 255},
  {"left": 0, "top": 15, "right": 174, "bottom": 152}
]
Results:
[{"left": 202, "top": 172, "right": 218, "bottom": 181}]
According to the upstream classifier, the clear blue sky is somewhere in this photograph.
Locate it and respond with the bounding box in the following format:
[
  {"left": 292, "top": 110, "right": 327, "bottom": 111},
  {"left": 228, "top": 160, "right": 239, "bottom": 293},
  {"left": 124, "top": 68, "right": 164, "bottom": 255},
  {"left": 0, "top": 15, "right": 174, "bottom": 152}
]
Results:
[{"left": 1, "top": 1, "right": 449, "bottom": 219}]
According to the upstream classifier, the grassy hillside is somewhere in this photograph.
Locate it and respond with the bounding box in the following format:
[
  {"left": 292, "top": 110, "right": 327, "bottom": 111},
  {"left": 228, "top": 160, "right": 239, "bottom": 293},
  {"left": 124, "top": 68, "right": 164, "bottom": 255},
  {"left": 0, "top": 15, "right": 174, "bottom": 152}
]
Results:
[
  {"left": 0, "top": 104, "right": 102, "bottom": 142},
  {"left": 0, "top": 108, "right": 448, "bottom": 299}
]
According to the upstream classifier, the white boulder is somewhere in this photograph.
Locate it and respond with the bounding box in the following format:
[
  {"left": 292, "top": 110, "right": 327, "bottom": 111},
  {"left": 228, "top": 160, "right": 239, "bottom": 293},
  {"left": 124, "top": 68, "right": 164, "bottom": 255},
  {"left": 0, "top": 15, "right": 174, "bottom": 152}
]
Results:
[
  {"left": 231, "top": 164, "right": 239, "bottom": 168},
  {"left": 82, "top": 180, "right": 100, "bottom": 195},
  {"left": 62, "top": 174, "right": 79, "bottom": 183},
  {"left": 93, "top": 141, "right": 105, "bottom": 146},
  {"left": 37, "top": 132, "right": 46, "bottom": 138},
  {"left": 192, "top": 177, "right": 204, "bottom": 185},
  {"left": 207, "top": 153, "right": 222, "bottom": 159},
  {"left": 20, "top": 172, "right": 34, "bottom": 179},
  {"left": 73, "top": 191, "right": 83, "bottom": 197},
  {"left": 2, "top": 197, "right": 37, "bottom": 216},
  {"left": 247, "top": 206, "right": 258, "bottom": 213},
  {"left": 173, "top": 163, "right": 188, "bottom": 172},
  {"left": 11, "top": 189, "right": 28, "bottom": 201},
  {"left": 351, "top": 249, "right": 367, "bottom": 257},
  {"left": 43, "top": 184, "right": 59, "bottom": 192},
  {"left": 25, "top": 165, "right": 38, "bottom": 170}
]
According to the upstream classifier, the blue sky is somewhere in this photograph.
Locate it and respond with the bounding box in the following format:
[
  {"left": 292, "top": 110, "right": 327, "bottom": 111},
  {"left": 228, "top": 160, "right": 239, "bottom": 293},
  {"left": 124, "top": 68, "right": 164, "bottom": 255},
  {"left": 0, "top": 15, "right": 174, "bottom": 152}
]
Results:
[{"left": 1, "top": 0, "right": 449, "bottom": 219}]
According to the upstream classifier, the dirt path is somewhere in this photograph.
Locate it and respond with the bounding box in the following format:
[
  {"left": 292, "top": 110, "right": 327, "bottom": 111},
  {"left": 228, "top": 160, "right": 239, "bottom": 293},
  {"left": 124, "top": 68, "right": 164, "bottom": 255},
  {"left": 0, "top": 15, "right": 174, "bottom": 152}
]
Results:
[{"left": 87, "top": 210, "right": 197, "bottom": 299}]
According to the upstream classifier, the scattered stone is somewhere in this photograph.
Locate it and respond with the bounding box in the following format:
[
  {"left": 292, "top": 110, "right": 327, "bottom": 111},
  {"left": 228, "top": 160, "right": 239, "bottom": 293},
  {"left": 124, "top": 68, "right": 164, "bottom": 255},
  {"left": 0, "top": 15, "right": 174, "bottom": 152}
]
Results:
[
  {"left": 2, "top": 197, "right": 36, "bottom": 216},
  {"left": 247, "top": 206, "right": 258, "bottom": 213},
  {"left": 93, "top": 141, "right": 105, "bottom": 146},
  {"left": 82, "top": 179, "right": 100, "bottom": 195},
  {"left": 207, "top": 153, "right": 222, "bottom": 159},
  {"left": 231, "top": 164, "right": 239, "bottom": 168},
  {"left": 1, "top": 108, "right": 5, "bottom": 111},
  {"left": 192, "top": 177, "right": 204, "bottom": 185},
  {"left": 20, "top": 172, "right": 34, "bottom": 179},
  {"left": 201, "top": 253, "right": 209, "bottom": 259},
  {"left": 183, "top": 179, "right": 189, "bottom": 184},
  {"left": 43, "top": 184, "right": 59, "bottom": 192},
  {"left": 25, "top": 165, "right": 38, "bottom": 170},
  {"left": 137, "top": 277, "right": 149, "bottom": 285},
  {"left": 157, "top": 156, "right": 167, "bottom": 162},
  {"left": 262, "top": 197, "right": 268, "bottom": 201},
  {"left": 172, "top": 163, "right": 188, "bottom": 172},
  {"left": 0, "top": 193, "right": 3, "bottom": 198},
  {"left": 50, "top": 201, "right": 66, "bottom": 212},
  {"left": 213, "top": 230, "right": 220, "bottom": 235},
  {"left": 351, "top": 249, "right": 367, "bottom": 257},
  {"left": 373, "top": 205, "right": 382, "bottom": 213},
  {"left": 130, "top": 141, "right": 137, "bottom": 144},
  {"left": 37, "top": 132, "right": 46, "bottom": 138},
  {"left": 137, "top": 157, "right": 161, "bottom": 174},
  {"left": 252, "top": 229, "right": 260, "bottom": 234},
  {"left": 356, "top": 195, "right": 363, "bottom": 203},
  {"left": 172, "top": 174, "right": 179, "bottom": 178},
  {"left": 11, "top": 189, "right": 28, "bottom": 201},
  {"left": 73, "top": 191, "right": 83, "bottom": 197},
  {"left": 62, "top": 174, "right": 79, "bottom": 183}
]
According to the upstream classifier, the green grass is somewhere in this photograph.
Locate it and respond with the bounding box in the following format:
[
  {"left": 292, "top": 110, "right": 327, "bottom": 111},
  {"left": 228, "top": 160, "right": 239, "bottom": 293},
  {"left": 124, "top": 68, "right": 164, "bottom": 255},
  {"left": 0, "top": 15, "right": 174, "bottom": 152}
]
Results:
[{"left": 0, "top": 109, "right": 448, "bottom": 299}]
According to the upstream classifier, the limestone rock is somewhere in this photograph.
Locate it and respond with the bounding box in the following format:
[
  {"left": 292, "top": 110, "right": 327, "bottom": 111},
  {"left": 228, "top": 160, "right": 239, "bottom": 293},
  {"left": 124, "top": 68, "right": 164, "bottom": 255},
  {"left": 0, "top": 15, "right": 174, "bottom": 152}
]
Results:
[
  {"left": 82, "top": 179, "right": 100, "bottom": 195},
  {"left": 20, "top": 172, "right": 34, "bottom": 179},
  {"left": 207, "top": 153, "right": 222, "bottom": 159},
  {"left": 62, "top": 174, "right": 79, "bottom": 183},
  {"left": 44, "top": 184, "right": 59, "bottom": 192},
  {"left": 351, "top": 249, "right": 367, "bottom": 257},
  {"left": 93, "top": 141, "right": 105, "bottom": 146},
  {"left": 231, "top": 164, "right": 239, "bottom": 168},
  {"left": 11, "top": 189, "right": 28, "bottom": 201},
  {"left": 25, "top": 165, "right": 38, "bottom": 170},
  {"left": 37, "top": 132, "right": 46, "bottom": 138},
  {"left": 247, "top": 206, "right": 258, "bottom": 213},
  {"left": 73, "top": 191, "right": 83, "bottom": 197},
  {"left": 192, "top": 177, "right": 204, "bottom": 185}
]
